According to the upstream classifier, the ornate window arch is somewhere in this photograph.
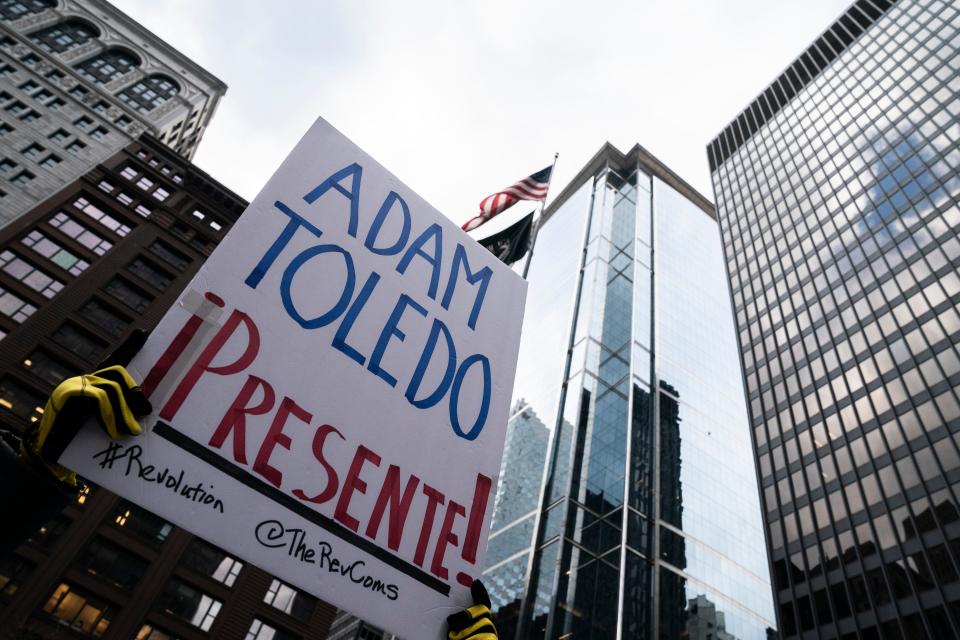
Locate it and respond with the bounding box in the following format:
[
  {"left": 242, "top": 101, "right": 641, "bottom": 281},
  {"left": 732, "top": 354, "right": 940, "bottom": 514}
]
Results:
[
  {"left": 75, "top": 47, "right": 140, "bottom": 84},
  {"left": 0, "top": 0, "right": 55, "bottom": 21},
  {"left": 29, "top": 18, "right": 98, "bottom": 53},
  {"left": 118, "top": 73, "right": 179, "bottom": 114}
]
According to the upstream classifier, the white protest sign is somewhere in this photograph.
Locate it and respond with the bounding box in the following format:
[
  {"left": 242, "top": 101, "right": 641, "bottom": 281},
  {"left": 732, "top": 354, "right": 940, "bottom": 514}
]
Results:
[{"left": 61, "top": 117, "right": 527, "bottom": 639}]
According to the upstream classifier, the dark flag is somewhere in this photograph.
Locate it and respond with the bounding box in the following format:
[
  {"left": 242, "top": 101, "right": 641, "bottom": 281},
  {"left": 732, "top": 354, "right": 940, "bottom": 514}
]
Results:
[{"left": 477, "top": 212, "right": 534, "bottom": 265}]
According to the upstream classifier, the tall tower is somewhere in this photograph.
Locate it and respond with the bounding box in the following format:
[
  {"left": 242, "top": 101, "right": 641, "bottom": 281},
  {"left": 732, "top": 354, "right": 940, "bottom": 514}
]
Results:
[
  {"left": 483, "top": 143, "right": 776, "bottom": 639},
  {"left": 0, "top": 0, "right": 226, "bottom": 225},
  {"left": 708, "top": 0, "right": 960, "bottom": 637}
]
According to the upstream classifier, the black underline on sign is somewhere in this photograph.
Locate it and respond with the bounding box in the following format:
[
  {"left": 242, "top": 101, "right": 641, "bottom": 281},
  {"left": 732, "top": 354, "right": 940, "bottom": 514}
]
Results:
[{"left": 152, "top": 421, "right": 451, "bottom": 596}]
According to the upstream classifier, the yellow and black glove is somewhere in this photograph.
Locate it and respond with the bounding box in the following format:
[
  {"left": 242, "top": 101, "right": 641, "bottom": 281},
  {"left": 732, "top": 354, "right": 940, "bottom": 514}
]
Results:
[
  {"left": 447, "top": 580, "right": 498, "bottom": 640},
  {"left": 20, "top": 330, "right": 152, "bottom": 487}
]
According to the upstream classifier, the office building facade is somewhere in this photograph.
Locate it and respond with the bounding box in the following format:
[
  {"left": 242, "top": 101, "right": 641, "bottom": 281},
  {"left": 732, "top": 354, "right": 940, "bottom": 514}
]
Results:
[
  {"left": 482, "top": 143, "right": 776, "bottom": 639},
  {"left": 708, "top": 0, "right": 960, "bottom": 637},
  {"left": 0, "top": 135, "right": 336, "bottom": 639},
  {"left": 0, "top": 0, "right": 226, "bottom": 226}
]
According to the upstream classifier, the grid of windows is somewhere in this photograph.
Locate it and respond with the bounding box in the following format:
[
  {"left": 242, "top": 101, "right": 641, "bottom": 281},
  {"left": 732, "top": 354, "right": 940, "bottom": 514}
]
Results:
[
  {"left": 263, "top": 579, "right": 317, "bottom": 623},
  {"left": 0, "top": 250, "right": 64, "bottom": 297},
  {"left": 155, "top": 577, "right": 222, "bottom": 631},
  {"left": 74, "top": 48, "right": 138, "bottom": 84},
  {"left": 21, "top": 229, "right": 89, "bottom": 275},
  {"left": 49, "top": 211, "right": 113, "bottom": 255},
  {"left": 41, "top": 581, "right": 113, "bottom": 638},
  {"left": 29, "top": 19, "right": 98, "bottom": 54},
  {"left": 710, "top": 0, "right": 960, "bottom": 638},
  {"left": 0, "top": 0, "right": 54, "bottom": 21},
  {"left": 118, "top": 74, "right": 179, "bottom": 114}
]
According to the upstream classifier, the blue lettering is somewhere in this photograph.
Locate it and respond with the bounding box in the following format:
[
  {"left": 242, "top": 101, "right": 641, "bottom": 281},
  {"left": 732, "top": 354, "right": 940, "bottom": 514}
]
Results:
[
  {"left": 449, "top": 354, "right": 491, "bottom": 441},
  {"left": 405, "top": 318, "right": 456, "bottom": 409},
  {"left": 281, "top": 244, "right": 355, "bottom": 329},
  {"left": 364, "top": 191, "right": 411, "bottom": 256},
  {"left": 331, "top": 271, "right": 382, "bottom": 365},
  {"left": 442, "top": 243, "right": 491, "bottom": 330},
  {"left": 368, "top": 294, "right": 427, "bottom": 387},
  {"left": 245, "top": 200, "right": 323, "bottom": 289},
  {"left": 396, "top": 223, "right": 443, "bottom": 300},
  {"left": 303, "top": 163, "right": 362, "bottom": 238}
]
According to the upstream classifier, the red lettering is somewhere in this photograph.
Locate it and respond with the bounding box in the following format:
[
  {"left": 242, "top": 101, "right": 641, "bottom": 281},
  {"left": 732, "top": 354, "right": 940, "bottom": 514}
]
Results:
[
  {"left": 293, "top": 424, "right": 344, "bottom": 504},
  {"left": 414, "top": 484, "right": 445, "bottom": 567},
  {"left": 160, "top": 309, "right": 261, "bottom": 421},
  {"left": 334, "top": 445, "right": 382, "bottom": 532},
  {"left": 208, "top": 375, "right": 275, "bottom": 464},
  {"left": 252, "top": 396, "right": 312, "bottom": 488},
  {"left": 365, "top": 466, "right": 420, "bottom": 551},
  {"left": 461, "top": 473, "right": 492, "bottom": 563},
  {"left": 142, "top": 291, "right": 225, "bottom": 397},
  {"left": 431, "top": 500, "right": 465, "bottom": 580}
]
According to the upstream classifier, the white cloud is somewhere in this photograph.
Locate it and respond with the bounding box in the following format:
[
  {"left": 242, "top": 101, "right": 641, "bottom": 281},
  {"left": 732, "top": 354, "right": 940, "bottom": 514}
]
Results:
[{"left": 115, "top": 0, "right": 852, "bottom": 228}]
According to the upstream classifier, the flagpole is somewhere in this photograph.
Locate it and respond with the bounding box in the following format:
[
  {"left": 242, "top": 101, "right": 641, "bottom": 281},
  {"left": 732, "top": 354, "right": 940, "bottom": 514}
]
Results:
[{"left": 521, "top": 152, "right": 559, "bottom": 280}]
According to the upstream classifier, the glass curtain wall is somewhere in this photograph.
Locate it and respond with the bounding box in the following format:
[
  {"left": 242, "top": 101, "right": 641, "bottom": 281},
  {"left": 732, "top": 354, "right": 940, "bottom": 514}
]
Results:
[{"left": 484, "top": 148, "right": 775, "bottom": 639}]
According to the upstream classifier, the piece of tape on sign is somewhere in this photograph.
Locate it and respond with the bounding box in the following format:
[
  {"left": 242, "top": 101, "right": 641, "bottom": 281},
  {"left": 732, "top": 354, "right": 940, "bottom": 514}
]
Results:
[{"left": 140, "top": 290, "right": 226, "bottom": 407}]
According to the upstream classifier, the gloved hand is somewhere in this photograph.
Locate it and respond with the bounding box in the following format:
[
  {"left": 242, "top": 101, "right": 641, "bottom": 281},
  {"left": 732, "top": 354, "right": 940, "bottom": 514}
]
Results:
[
  {"left": 447, "top": 580, "right": 498, "bottom": 640},
  {"left": 20, "top": 330, "right": 152, "bottom": 486}
]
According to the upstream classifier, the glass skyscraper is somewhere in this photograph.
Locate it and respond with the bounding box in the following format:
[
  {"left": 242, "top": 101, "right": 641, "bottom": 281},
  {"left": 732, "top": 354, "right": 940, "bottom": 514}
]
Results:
[
  {"left": 708, "top": 0, "right": 960, "bottom": 637},
  {"left": 482, "top": 143, "right": 776, "bottom": 639}
]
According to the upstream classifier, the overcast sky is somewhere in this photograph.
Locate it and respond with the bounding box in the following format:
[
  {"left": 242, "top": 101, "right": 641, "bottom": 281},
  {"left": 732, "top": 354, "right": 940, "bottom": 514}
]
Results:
[{"left": 116, "top": 0, "right": 850, "bottom": 231}]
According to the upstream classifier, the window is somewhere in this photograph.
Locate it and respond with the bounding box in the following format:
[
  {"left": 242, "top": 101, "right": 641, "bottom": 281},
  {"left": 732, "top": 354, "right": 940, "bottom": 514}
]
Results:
[
  {"left": 0, "top": 158, "right": 16, "bottom": 173},
  {"left": 30, "top": 19, "right": 99, "bottom": 53},
  {"left": 0, "top": 377, "right": 44, "bottom": 422},
  {"left": 263, "top": 579, "right": 316, "bottom": 622},
  {"left": 72, "top": 196, "right": 131, "bottom": 236},
  {"left": 73, "top": 115, "right": 93, "bottom": 130},
  {"left": 152, "top": 186, "right": 170, "bottom": 202},
  {"left": 245, "top": 619, "right": 298, "bottom": 640},
  {"left": 0, "top": 555, "right": 33, "bottom": 596},
  {"left": 156, "top": 578, "right": 222, "bottom": 631},
  {"left": 134, "top": 624, "right": 180, "bottom": 640},
  {"left": 49, "top": 211, "right": 113, "bottom": 255},
  {"left": 47, "top": 127, "right": 68, "bottom": 142},
  {"left": 90, "top": 126, "right": 107, "bottom": 140},
  {"left": 76, "top": 538, "right": 148, "bottom": 590},
  {"left": 79, "top": 299, "right": 129, "bottom": 337},
  {"left": 18, "top": 108, "right": 39, "bottom": 122},
  {"left": 180, "top": 539, "right": 244, "bottom": 587},
  {"left": 111, "top": 500, "right": 172, "bottom": 545},
  {"left": 28, "top": 515, "right": 69, "bottom": 549},
  {"left": 192, "top": 209, "right": 204, "bottom": 220},
  {"left": 0, "top": 250, "right": 63, "bottom": 297},
  {"left": 115, "top": 114, "right": 131, "bottom": 127},
  {"left": 119, "top": 164, "right": 138, "bottom": 180},
  {"left": 135, "top": 175, "right": 154, "bottom": 191},
  {"left": 21, "top": 349, "right": 72, "bottom": 385},
  {"left": 118, "top": 74, "right": 179, "bottom": 114},
  {"left": 46, "top": 97, "right": 64, "bottom": 110},
  {"left": 0, "top": 0, "right": 55, "bottom": 21},
  {"left": 69, "top": 84, "right": 88, "bottom": 99},
  {"left": 0, "top": 286, "right": 35, "bottom": 322},
  {"left": 66, "top": 139, "right": 86, "bottom": 154},
  {"left": 10, "top": 169, "right": 33, "bottom": 185},
  {"left": 74, "top": 48, "right": 139, "bottom": 84},
  {"left": 42, "top": 582, "right": 113, "bottom": 638},
  {"left": 20, "top": 142, "right": 43, "bottom": 159},
  {"left": 127, "top": 258, "right": 172, "bottom": 290},
  {"left": 105, "top": 277, "right": 152, "bottom": 312},
  {"left": 97, "top": 180, "right": 114, "bottom": 193},
  {"left": 21, "top": 229, "right": 88, "bottom": 274},
  {"left": 149, "top": 240, "right": 190, "bottom": 271},
  {"left": 134, "top": 204, "right": 151, "bottom": 218},
  {"left": 51, "top": 322, "right": 106, "bottom": 362},
  {"left": 39, "top": 153, "right": 60, "bottom": 168},
  {"left": 0, "top": 122, "right": 12, "bottom": 136},
  {"left": 18, "top": 79, "right": 38, "bottom": 93},
  {"left": 4, "top": 99, "right": 27, "bottom": 115},
  {"left": 115, "top": 192, "right": 132, "bottom": 206}
]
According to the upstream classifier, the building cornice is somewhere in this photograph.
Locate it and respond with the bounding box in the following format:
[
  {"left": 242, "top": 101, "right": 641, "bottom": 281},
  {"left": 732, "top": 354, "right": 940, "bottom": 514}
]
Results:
[{"left": 543, "top": 141, "right": 715, "bottom": 225}]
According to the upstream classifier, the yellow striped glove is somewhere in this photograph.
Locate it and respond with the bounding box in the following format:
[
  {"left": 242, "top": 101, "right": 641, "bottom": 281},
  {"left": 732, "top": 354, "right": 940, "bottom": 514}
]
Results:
[
  {"left": 447, "top": 580, "right": 498, "bottom": 640},
  {"left": 21, "top": 340, "right": 152, "bottom": 487}
]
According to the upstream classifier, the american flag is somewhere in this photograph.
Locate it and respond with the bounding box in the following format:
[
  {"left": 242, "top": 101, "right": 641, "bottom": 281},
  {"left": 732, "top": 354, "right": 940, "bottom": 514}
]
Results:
[{"left": 462, "top": 165, "right": 553, "bottom": 232}]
